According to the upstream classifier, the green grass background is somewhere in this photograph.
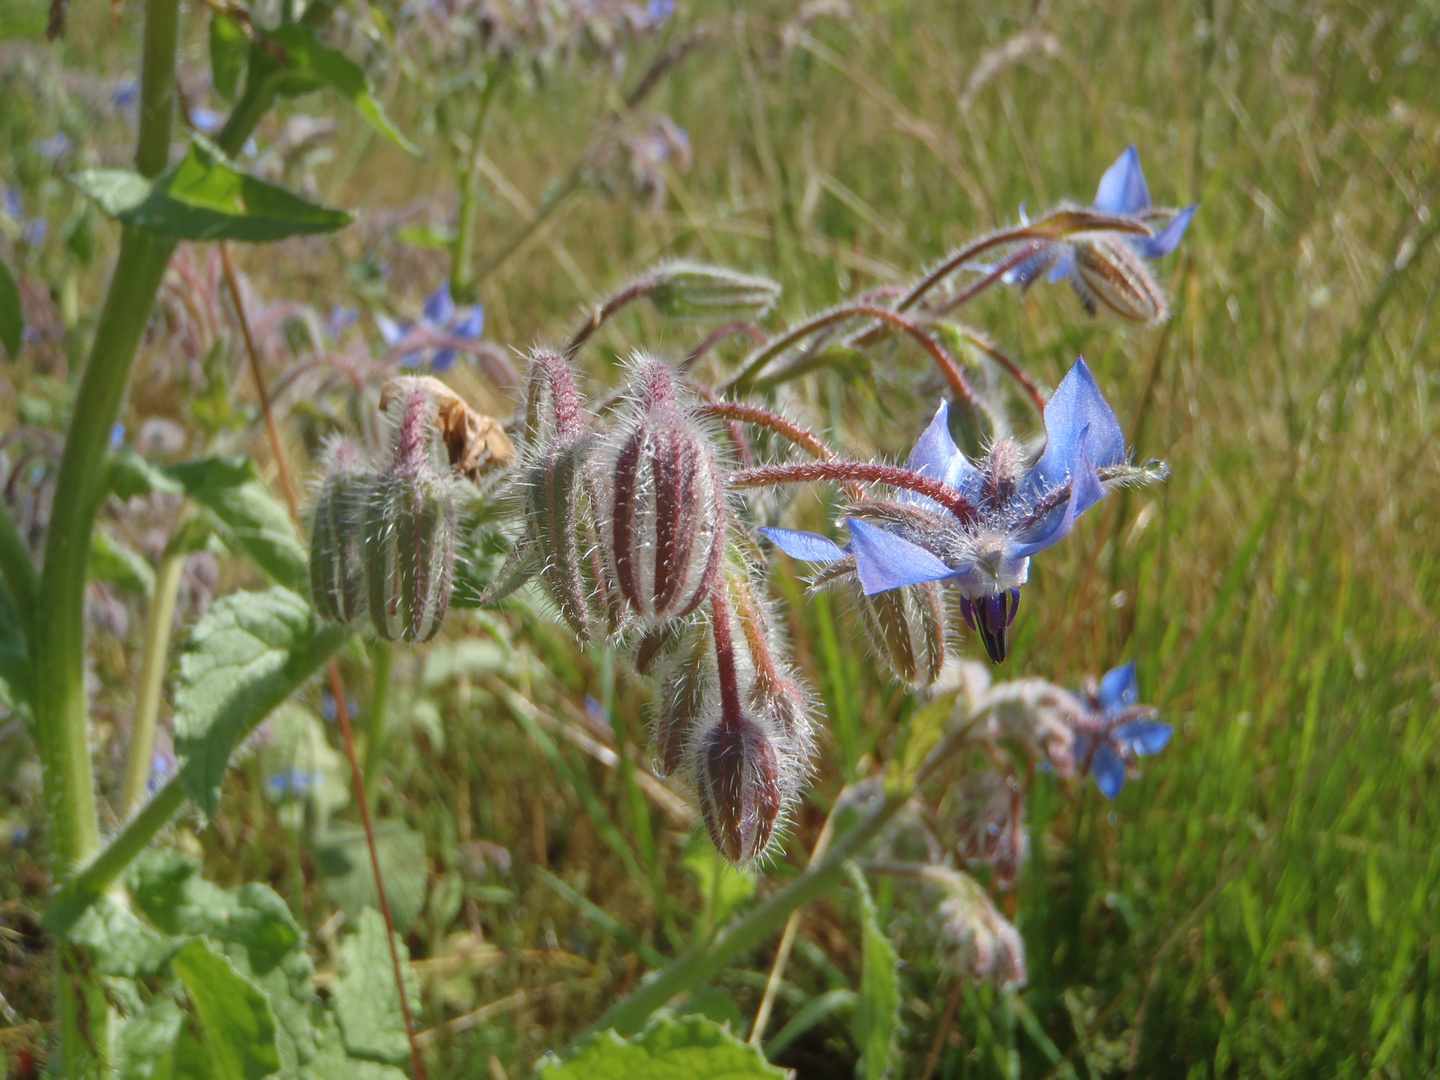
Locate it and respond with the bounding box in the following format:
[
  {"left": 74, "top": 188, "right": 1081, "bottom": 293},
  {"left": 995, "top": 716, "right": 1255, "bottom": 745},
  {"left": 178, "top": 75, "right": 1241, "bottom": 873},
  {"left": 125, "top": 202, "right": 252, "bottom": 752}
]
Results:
[{"left": 2, "top": 0, "right": 1439, "bottom": 1076}]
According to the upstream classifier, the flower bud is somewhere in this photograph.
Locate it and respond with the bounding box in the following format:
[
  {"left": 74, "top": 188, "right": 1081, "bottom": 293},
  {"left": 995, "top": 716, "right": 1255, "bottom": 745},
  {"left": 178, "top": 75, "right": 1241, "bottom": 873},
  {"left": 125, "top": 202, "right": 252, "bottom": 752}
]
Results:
[
  {"left": 696, "top": 712, "right": 783, "bottom": 865},
  {"left": 855, "top": 581, "right": 949, "bottom": 688},
  {"left": 309, "top": 441, "right": 374, "bottom": 625},
  {"left": 1071, "top": 235, "right": 1167, "bottom": 323},
  {"left": 936, "top": 870, "right": 1027, "bottom": 988},
  {"left": 608, "top": 357, "right": 726, "bottom": 622},
  {"left": 364, "top": 390, "right": 458, "bottom": 643},
  {"left": 648, "top": 260, "right": 781, "bottom": 321}
]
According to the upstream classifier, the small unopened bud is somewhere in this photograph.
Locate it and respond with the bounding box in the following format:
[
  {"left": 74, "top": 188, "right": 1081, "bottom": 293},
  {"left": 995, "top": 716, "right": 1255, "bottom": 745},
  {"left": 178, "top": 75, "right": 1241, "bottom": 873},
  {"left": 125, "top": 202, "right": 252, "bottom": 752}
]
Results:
[
  {"left": 365, "top": 391, "right": 458, "bottom": 643},
  {"left": 608, "top": 357, "right": 726, "bottom": 622},
  {"left": 649, "top": 260, "right": 781, "bottom": 321},
  {"left": 1071, "top": 235, "right": 1167, "bottom": 322},
  {"left": 309, "top": 441, "right": 375, "bottom": 625},
  {"left": 856, "top": 581, "right": 949, "bottom": 687},
  {"left": 937, "top": 870, "right": 1027, "bottom": 988},
  {"left": 696, "top": 713, "right": 783, "bottom": 865}
]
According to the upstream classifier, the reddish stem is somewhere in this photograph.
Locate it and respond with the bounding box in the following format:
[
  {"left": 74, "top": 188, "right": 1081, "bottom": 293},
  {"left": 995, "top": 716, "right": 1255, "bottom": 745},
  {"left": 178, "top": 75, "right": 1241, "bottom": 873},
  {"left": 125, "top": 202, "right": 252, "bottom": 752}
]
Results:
[
  {"left": 697, "top": 402, "right": 836, "bottom": 462},
  {"left": 956, "top": 328, "right": 1047, "bottom": 416},
  {"left": 565, "top": 276, "right": 661, "bottom": 357},
  {"left": 729, "top": 461, "right": 977, "bottom": 523}
]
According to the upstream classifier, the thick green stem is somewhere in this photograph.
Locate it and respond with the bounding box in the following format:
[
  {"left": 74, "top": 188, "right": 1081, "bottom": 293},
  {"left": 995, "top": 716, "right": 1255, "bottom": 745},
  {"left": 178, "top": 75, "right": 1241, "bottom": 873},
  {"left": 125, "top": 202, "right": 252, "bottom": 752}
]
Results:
[{"left": 119, "top": 550, "right": 185, "bottom": 817}]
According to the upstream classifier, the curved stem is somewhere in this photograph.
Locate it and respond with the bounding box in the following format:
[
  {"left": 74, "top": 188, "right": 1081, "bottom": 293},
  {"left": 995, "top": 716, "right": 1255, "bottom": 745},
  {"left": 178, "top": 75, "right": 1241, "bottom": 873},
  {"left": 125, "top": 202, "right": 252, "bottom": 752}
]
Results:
[
  {"left": 954, "top": 328, "right": 1047, "bottom": 416},
  {"left": 566, "top": 276, "right": 661, "bottom": 357},
  {"left": 729, "top": 461, "right": 977, "bottom": 523},
  {"left": 698, "top": 402, "right": 836, "bottom": 462}
]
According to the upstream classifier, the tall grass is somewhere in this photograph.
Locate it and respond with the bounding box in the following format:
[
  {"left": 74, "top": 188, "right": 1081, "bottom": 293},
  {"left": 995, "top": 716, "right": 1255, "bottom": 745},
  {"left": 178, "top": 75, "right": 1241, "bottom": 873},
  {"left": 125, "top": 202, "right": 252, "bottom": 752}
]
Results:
[{"left": 2, "top": 0, "right": 1437, "bottom": 1075}]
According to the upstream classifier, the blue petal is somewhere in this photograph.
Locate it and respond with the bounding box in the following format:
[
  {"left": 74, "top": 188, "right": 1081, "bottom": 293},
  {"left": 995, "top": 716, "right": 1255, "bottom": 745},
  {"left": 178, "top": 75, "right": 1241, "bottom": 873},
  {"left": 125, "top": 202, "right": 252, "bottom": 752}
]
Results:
[
  {"left": 1132, "top": 204, "right": 1196, "bottom": 259},
  {"left": 423, "top": 282, "right": 455, "bottom": 328},
  {"left": 903, "top": 402, "right": 984, "bottom": 505},
  {"left": 847, "top": 518, "right": 954, "bottom": 595},
  {"left": 1091, "top": 745, "right": 1127, "bottom": 799},
  {"left": 1028, "top": 358, "right": 1127, "bottom": 494},
  {"left": 375, "top": 313, "right": 407, "bottom": 346},
  {"left": 1046, "top": 247, "right": 1077, "bottom": 285},
  {"left": 452, "top": 306, "right": 484, "bottom": 340},
  {"left": 431, "top": 348, "right": 457, "bottom": 371},
  {"left": 1011, "top": 438, "right": 1105, "bottom": 557},
  {"left": 759, "top": 527, "right": 847, "bottom": 563},
  {"left": 1098, "top": 661, "right": 1139, "bottom": 712},
  {"left": 1116, "top": 719, "right": 1172, "bottom": 757},
  {"left": 1093, "top": 145, "right": 1151, "bottom": 216},
  {"left": 399, "top": 350, "right": 422, "bottom": 369},
  {"left": 1004, "top": 244, "right": 1059, "bottom": 288}
]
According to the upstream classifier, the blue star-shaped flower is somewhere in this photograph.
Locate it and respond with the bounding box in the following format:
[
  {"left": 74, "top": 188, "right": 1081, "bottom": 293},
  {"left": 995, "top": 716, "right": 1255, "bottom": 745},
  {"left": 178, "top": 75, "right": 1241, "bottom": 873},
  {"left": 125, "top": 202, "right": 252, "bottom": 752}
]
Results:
[
  {"left": 1008, "top": 146, "right": 1196, "bottom": 321},
  {"left": 376, "top": 282, "right": 485, "bottom": 372},
  {"left": 1071, "top": 661, "right": 1172, "bottom": 798},
  {"left": 761, "top": 357, "right": 1132, "bottom": 664}
]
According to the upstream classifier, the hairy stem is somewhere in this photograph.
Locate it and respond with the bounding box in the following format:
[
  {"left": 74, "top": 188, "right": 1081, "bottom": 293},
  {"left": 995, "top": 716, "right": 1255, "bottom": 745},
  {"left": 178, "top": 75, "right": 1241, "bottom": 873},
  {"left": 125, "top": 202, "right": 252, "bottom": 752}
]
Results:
[
  {"left": 729, "top": 461, "right": 977, "bottom": 523},
  {"left": 697, "top": 402, "right": 836, "bottom": 462},
  {"left": 566, "top": 276, "right": 661, "bottom": 357},
  {"left": 119, "top": 548, "right": 185, "bottom": 818}
]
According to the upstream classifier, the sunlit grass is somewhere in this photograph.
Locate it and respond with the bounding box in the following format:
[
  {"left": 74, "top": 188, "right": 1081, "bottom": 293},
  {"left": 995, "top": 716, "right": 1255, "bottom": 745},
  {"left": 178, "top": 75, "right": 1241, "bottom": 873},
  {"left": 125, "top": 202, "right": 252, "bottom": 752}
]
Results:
[{"left": 2, "top": 0, "right": 1438, "bottom": 1075}]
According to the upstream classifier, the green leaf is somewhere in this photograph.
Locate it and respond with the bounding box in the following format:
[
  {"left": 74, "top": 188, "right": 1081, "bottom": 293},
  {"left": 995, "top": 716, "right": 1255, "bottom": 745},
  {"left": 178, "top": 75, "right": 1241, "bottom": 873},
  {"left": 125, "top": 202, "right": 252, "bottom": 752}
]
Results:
[
  {"left": 167, "top": 456, "right": 306, "bottom": 590},
  {"left": 332, "top": 908, "right": 420, "bottom": 1067},
  {"left": 540, "top": 1016, "right": 786, "bottom": 1080},
  {"left": 172, "top": 587, "right": 348, "bottom": 818},
  {"left": 172, "top": 939, "right": 282, "bottom": 1080},
  {"left": 763, "top": 988, "right": 857, "bottom": 1058},
  {"left": 309, "top": 1014, "right": 407, "bottom": 1080},
  {"left": 108, "top": 449, "right": 185, "bottom": 500},
  {"left": 892, "top": 688, "right": 960, "bottom": 792},
  {"left": 90, "top": 529, "right": 157, "bottom": 594},
  {"left": 0, "top": 255, "right": 22, "bottom": 360},
  {"left": 74, "top": 139, "right": 353, "bottom": 243},
  {"left": 116, "top": 996, "right": 185, "bottom": 1080},
  {"left": 65, "top": 895, "right": 184, "bottom": 978},
  {"left": 265, "top": 25, "right": 419, "bottom": 155},
  {"left": 316, "top": 822, "right": 428, "bottom": 934},
  {"left": 210, "top": 13, "right": 248, "bottom": 101},
  {"left": 850, "top": 867, "right": 899, "bottom": 1080}
]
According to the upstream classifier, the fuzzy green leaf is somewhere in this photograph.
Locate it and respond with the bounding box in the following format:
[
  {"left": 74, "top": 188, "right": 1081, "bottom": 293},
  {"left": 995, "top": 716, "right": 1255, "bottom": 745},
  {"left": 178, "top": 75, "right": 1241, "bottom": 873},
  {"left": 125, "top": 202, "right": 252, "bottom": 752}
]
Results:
[
  {"left": 172, "top": 587, "right": 348, "bottom": 818},
  {"left": 265, "top": 25, "right": 419, "bottom": 155},
  {"left": 74, "top": 139, "right": 352, "bottom": 242},
  {"left": 116, "top": 997, "right": 186, "bottom": 1080},
  {"left": 172, "top": 939, "right": 282, "bottom": 1080},
  {"left": 332, "top": 908, "right": 420, "bottom": 1067},
  {"left": 65, "top": 895, "right": 185, "bottom": 978},
  {"left": 90, "top": 529, "right": 157, "bottom": 594},
  {"left": 317, "top": 822, "right": 428, "bottom": 934},
  {"left": 0, "top": 255, "right": 22, "bottom": 360},
  {"left": 541, "top": 1016, "right": 786, "bottom": 1080},
  {"left": 168, "top": 456, "right": 306, "bottom": 590}
]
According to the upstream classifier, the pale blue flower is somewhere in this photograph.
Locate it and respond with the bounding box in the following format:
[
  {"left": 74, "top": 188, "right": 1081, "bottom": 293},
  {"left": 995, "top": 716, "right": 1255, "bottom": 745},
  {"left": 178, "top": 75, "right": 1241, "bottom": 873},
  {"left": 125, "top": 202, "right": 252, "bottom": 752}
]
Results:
[
  {"left": 1072, "top": 661, "right": 1171, "bottom": 798},
  {"left": 35, "top": 134, "right": 71, "bottom": 162},
  {"left": 761, "top": 358, "right": 1131, "bottom": 663},
  {"left": 1006, "top": 146, "right": 1196, "bottom": 321},
  {"left": 376, "top": 282, "right": 484, "bottom": 371},
  {"left": 189, "top": 107, "right": 222, "bottom": 134}
]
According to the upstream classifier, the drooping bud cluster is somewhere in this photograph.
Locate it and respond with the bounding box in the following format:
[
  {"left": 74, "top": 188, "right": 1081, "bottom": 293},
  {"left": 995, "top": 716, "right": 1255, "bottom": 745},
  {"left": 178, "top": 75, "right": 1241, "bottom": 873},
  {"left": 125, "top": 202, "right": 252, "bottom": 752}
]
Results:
[
  {"left": 647, "top": 261, "right": 782, "bottom": 322},
  {"left": 307, "top": 389, "right": 460, "bottom": 644},
  {"left": 605, "top": 358, "right": 727, "bottom": 624}
]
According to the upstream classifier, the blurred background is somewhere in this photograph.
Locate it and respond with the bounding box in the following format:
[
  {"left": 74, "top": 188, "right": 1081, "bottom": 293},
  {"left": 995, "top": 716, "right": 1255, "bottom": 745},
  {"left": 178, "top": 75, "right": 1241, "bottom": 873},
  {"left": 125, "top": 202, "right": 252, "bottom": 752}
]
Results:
[{"left": 2, "top": 0, "right": 1438, "bottom": 1075}]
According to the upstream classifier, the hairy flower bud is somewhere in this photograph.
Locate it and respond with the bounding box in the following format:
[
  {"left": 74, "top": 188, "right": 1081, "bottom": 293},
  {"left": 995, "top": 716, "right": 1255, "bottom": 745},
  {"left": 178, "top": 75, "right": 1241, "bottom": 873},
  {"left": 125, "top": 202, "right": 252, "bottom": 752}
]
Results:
[
  {"left": 608, "top": 357, "right": 726, "bottom": 622},
  {"left": 935, "top": 868, "right": 1027, "bottom": 988},
  {"left": 855, "top": 582, "right": 949, "bottom": 688},
  {"left": 494, "top": 350, "right": 621, "bottom": 642},
  {"left": 309, "top": 440, "right": 374, "bottom": 625},
  {"left": 364, "top": 390, "right": 458, "bottom": 643},
  {"left": 649, "top": 260, "right": 781, "bottom": 321},
  {"left": 696, "top": 711, "right": 783, "bottom": 865},
  {"left": 1070, "top": 235, "right": 1167, "bottom": 322}
]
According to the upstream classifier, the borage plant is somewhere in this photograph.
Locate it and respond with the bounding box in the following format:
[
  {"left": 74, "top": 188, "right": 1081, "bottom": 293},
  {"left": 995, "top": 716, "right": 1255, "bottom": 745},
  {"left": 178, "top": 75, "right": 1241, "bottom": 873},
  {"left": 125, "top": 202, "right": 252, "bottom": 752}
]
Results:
[{"left": 0, "top": 0, "right": 1192, "bottom": 1055}]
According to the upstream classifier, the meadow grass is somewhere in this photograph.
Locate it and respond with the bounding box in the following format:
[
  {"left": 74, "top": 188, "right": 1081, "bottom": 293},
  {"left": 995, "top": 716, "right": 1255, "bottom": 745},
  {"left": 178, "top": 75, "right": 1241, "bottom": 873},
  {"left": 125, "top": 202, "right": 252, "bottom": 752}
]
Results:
[{"left": 2, "top": 0, "right": 1439, "bottom": 1076}]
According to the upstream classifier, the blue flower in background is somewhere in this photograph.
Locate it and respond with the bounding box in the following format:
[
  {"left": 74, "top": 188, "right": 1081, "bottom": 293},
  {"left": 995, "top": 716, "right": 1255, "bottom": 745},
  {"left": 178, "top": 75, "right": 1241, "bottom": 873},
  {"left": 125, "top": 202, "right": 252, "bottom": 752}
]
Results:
[
  {"left": 110, "top": 423, "right": 126, "bottom": 450},
  {"left": 1007, "top": 146, "right": 1196, "bottom": 322},
  {"left": 189, "top": 107, "right": 222, "bottom": 134},
  {"left": 266, "top": 770, "right": 322, "bottom": 800},
  {"left": 35, "top": 134, "right": 71, "bottom": 162},
  {"left": 112, "top": 77, "right": 140, "bottom": 111},
  {"left": 2, "top": 187, "right": 46, "bottom": 246},
  {"left": 1072, "top": 661, "right": 1172, "bottom": 798},
  {"left": 325, "top": 305, "right": 359, "bottom": 342},
  {"left": 762, "top": 358, "right": 1136, "bottom": 664},
  {"left": 375, "top": 282, "right": 484, "bottom": 371},
  {"left": 147, "top": 746, "right": 176, "bottom": 796}
]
